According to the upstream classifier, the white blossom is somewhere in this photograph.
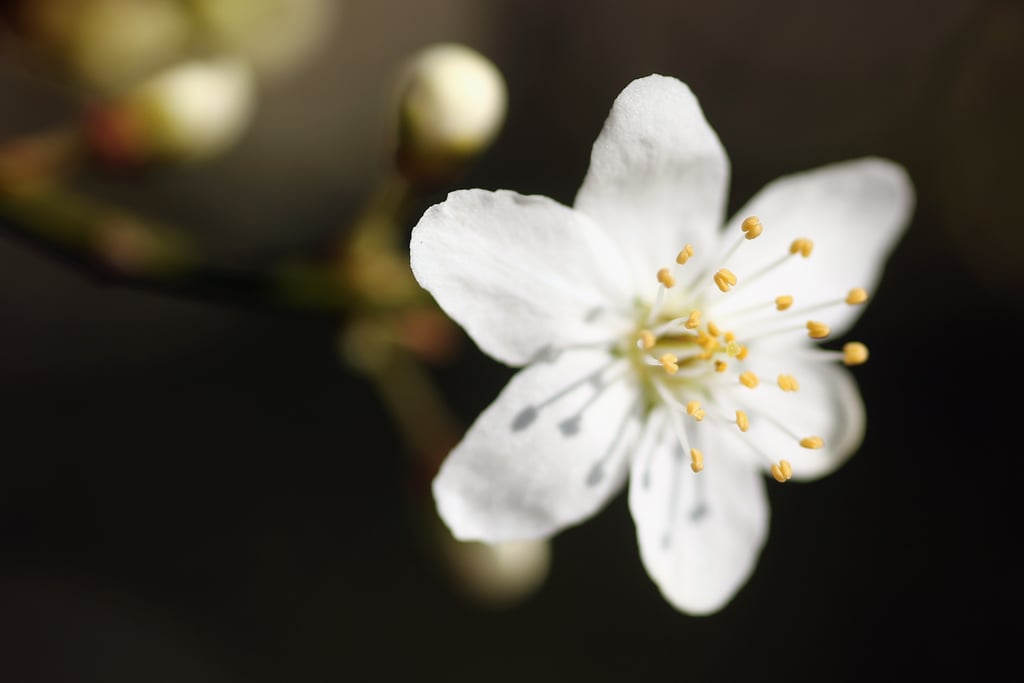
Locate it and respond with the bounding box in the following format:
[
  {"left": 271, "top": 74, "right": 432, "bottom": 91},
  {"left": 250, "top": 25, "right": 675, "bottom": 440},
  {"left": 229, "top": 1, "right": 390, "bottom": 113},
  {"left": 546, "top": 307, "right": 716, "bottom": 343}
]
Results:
[{"left": 409, "top": 74, "right": 913, "bottom": 614}]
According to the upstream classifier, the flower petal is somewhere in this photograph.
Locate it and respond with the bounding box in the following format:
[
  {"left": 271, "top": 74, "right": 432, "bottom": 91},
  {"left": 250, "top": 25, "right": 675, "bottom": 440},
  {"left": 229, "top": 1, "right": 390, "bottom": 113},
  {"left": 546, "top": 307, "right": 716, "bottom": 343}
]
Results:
[
  {"left": 718, "top": 354, "right": 866, "bottom": 481},
  {"left": 718, "top": 157, "right": 914, "bottom": 338},
  {"left": 573, "top": 74, "right": 730, "bottom": 292},
  {"left": 410, "top": 189, "right": 634, "bottom": 367},
  {"left": 629, "top": 409, "right": 770, "bottom": 615},
  {"left": 434, "top": 348, "right": 642, "bottom": 542}
]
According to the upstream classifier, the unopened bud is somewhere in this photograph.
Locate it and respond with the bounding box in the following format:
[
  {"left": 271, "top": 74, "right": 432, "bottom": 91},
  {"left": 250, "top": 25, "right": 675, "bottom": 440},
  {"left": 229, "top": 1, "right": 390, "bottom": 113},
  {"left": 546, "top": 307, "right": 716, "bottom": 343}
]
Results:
[
  {"left": 189, "top": 0, "right": 337, "bottom": 81},
  {"left": 6, "top": 0, "right": 191, "bottom": 94},
  {"left": 394, "top": 43, "right": 507, "bottom": 186},
  {"left": 86, "top": 57, "right": 256, "bottom": 166}
]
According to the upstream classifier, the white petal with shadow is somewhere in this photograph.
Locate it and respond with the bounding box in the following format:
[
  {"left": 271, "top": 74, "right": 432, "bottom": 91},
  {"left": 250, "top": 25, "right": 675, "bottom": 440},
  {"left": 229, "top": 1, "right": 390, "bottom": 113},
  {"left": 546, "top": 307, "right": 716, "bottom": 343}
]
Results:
[
  {"left": 410, "top": 189, "right": 634, "bottom": 367},
  {"left": 629, "top": 409, "right": 769, "bottom": 615},
  {"left": 434, "top": 348, "right": 642, "bottom": 543},
  {"left": 717, "top": 157, "right": 914, "bottom": 339},
  {"left": 715, "top": 354, "right": 866, "bottom": 481},
  {"left": 574, "top": 74, "right": 730, "bottom": 293}
]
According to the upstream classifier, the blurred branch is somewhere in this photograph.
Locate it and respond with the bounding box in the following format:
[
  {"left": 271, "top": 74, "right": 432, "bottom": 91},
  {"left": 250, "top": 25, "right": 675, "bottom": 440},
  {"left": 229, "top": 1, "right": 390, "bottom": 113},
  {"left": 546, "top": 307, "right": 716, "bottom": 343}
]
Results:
[{"left": 0, "top": 130, "right": 429, "bottom": 317}]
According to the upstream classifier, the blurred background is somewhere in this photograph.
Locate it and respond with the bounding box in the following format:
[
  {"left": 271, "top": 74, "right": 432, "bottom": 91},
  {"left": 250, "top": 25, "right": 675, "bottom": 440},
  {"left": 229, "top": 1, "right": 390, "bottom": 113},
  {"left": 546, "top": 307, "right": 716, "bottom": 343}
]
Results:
[{"left": 1, "top": 0, "right": 1021, "bottom": 681}]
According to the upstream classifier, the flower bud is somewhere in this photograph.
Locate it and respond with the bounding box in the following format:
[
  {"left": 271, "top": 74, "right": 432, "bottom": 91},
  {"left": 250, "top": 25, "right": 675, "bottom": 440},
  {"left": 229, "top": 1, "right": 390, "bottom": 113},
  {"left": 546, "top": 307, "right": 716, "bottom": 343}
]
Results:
[
  {"left": 188, "top": 0, "right": 337, "bottom": 81},
  {"left": 4, "top": 0, "right": 191, "bottom": 94},
  {"left": 394, "top": 43, "right": 507, "bottom": 186},
  {"left": 440, "top": 536, "right": 552, "bottom": 608},
  {"left": 85, "top": 57, "right": 257, "bottom": 166}
]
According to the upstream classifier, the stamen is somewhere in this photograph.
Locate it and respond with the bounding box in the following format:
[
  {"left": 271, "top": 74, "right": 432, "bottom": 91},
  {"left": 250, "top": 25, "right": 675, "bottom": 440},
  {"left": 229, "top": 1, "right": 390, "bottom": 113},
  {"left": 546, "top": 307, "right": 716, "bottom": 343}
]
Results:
[
  {"left": 713, "top": 268, "right": 738, "bottom": 292},
  {"left": 714, "top": 218, "right": 761, "bottom": 274},
  {"left": 660, "top": 353, "right": 679, "bottom": 375},
  {"left": 686, "top": 400, "right": 706, "bottom": 422},
  {"left": 724, "top": 331, "right": 736, "bottom": 343},
  {"left": 771, "top": 459, "right": 794, "bottom": 482},
  {"left": 715, "top": 360, "right": 728, "bottom": 373},
  {"left": 846, "top": 287, "right": 868, "bottom": 305},
  {"left": 806, "top": 320, "right": 830, "bottom": 339},
  {"left": 690, "top": 448, "right": 704, "bottom": 473},
  {"left": 789, "top": 238, "right": 814, "bottom": 258},
  {"left": 722, "top": 253, "right": 789, "bottom": 295},
  {"left": 647, "top": 285, "right": 666, "bottom": 324},
  {"left": 736, "top": 345, "right": 749, "bottom": 360},
  {"left": 675, "top": 244, "right": 695, "bottom": 265},
  {"left": 739, "top": 371, "right": 759, "bottom": 388},
  {"left": 684, "top": 310, "right": 701, "bottom": 330},
  {"left": 800, "top": 436, "right": 825, "bottom": 449},
  {"left": 775, "top": 295, "right": 793, "bottom": 311},
  {"left": 736, "top": 410, "right": 749, "bottom": 432},
  {"left": 741, "top": 216, "right": 763, "bottom": 240},
  {"left": 777, "top": 374, "right": 800, "bottom": 392},
  {"left": 695, "top": 331, "right": 713, "bottom": 349},
  {"left": 777, "top": 288, "right": 871, "bottom": 318},
  {"left": 657, "top": 268, "right": 676, "bottom": 288},
  {"left": 638, "top": 330, "right": 656, "bottom": 350},
  {"left": 652, "top": 383, "right": 693, "bottom": 465},
  {"left": 706, "top": 321, "right": 721, "bottom": 337},
  {"left": 843, "top": 342, "right": 870, "bottom": 365}
]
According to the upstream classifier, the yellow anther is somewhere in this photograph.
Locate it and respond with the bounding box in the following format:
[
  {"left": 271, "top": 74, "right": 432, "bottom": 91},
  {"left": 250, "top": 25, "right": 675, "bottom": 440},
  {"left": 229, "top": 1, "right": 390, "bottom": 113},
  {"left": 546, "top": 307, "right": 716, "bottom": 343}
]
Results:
[
  {"left": 713, "top": 268, "right": 738, "bottom": 292},
  {"left": 806, "top": 320, "right": 830, "bottom": 339},
  {"left": 771, "top": 459, "right": 793, "bottom": 483},
  {"left": 707, "top": 320, "right": 721, "bottom": 337},
  {"left": 715, "top": 360, "right": 728, "bottom": 373},
  {"left": 843, "top": 342, "right": 870, "bottom": 366},
  {"left": 800, "top": 436, "right": 825, "bottom": 449},
  {"left": 659, "top": 353, "right": 679, "bottom": 375},
  {"left": 737, "top": 345, "right": 749, "bottom": 360},
  {"left": 775, "top": 295, "right": 794, "bottom": 311},
  {"left": 789, "top": 238, "right": 814, "bottom": 258},
  {"left": 697, "top": 331, "right": 718, "bottom": 350},
  {"left": 724, "top": 331, "right": 736, "bottom": 343},
  {"left": 739, "top": 371, "right": 759, "bottom": 388},
  {"left": 690, "top": 448, "right": 704, "bottom": 473},
  {"left": 741, "top": 215, "right": 763, "bottom": 240},
  {"left": 686, "top": 400, "right": 702, "bottom": 415},
  {"left": 657, "top": 268, "right": 676, "bottom": 288},
  {"left": 675, "top": 244, "right": 695, "bottom": 265},
  {"left": 639, "top": 330, "right": 656, "bottom": 350},
  {"left": 736, "top": 410, "right": 749, "bottom": 432},
  {"left": 685, "top": 309, "right": 701, "bottom": 330},
  {"left": 846, "top": 287, "right": 868, "bottom": 305},
  {"left": 693, "top": 408, "right": 706, "bottom": 422},
  {"left": 777, "top": 374, "right": 800, "bottom": 392}
]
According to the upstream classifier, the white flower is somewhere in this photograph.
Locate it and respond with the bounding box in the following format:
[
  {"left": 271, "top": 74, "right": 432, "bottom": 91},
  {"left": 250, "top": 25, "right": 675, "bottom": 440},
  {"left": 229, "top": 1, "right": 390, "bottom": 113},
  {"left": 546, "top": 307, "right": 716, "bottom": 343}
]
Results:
[{"left": 409, "top": 74, "right": 914, "bottom": 615}]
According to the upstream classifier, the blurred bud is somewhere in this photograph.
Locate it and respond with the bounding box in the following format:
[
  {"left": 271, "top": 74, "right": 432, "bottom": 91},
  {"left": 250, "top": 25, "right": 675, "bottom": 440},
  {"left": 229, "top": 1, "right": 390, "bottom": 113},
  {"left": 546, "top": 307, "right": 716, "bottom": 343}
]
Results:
[
  {"left": 394, "top": 43, "right": 507, "bottom": 187},
  {"left": 3, "top": 0, "right": 191, "bottom": 94},
  {"left": 435, "top": 523, "right": 552, "bottom": 608},
  {"left": 188, "top": 0, "right": 337, "bottom": 82},
  {"left": 85, "top": 57, "right": 257, "bottom": 166}
]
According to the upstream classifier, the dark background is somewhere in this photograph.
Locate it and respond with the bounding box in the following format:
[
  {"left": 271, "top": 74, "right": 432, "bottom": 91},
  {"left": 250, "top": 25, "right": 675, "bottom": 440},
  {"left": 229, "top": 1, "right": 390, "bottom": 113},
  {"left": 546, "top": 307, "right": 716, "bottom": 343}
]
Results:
[{"left": 1, "top": 1, "right": 1022, "bottom": 681}]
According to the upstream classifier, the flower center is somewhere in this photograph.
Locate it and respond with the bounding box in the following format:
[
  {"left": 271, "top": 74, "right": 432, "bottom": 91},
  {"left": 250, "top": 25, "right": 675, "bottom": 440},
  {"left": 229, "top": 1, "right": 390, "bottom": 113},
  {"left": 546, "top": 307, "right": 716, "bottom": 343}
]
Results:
[{"left": 623, "top": 215, "right": 872, "bottom": 482}]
